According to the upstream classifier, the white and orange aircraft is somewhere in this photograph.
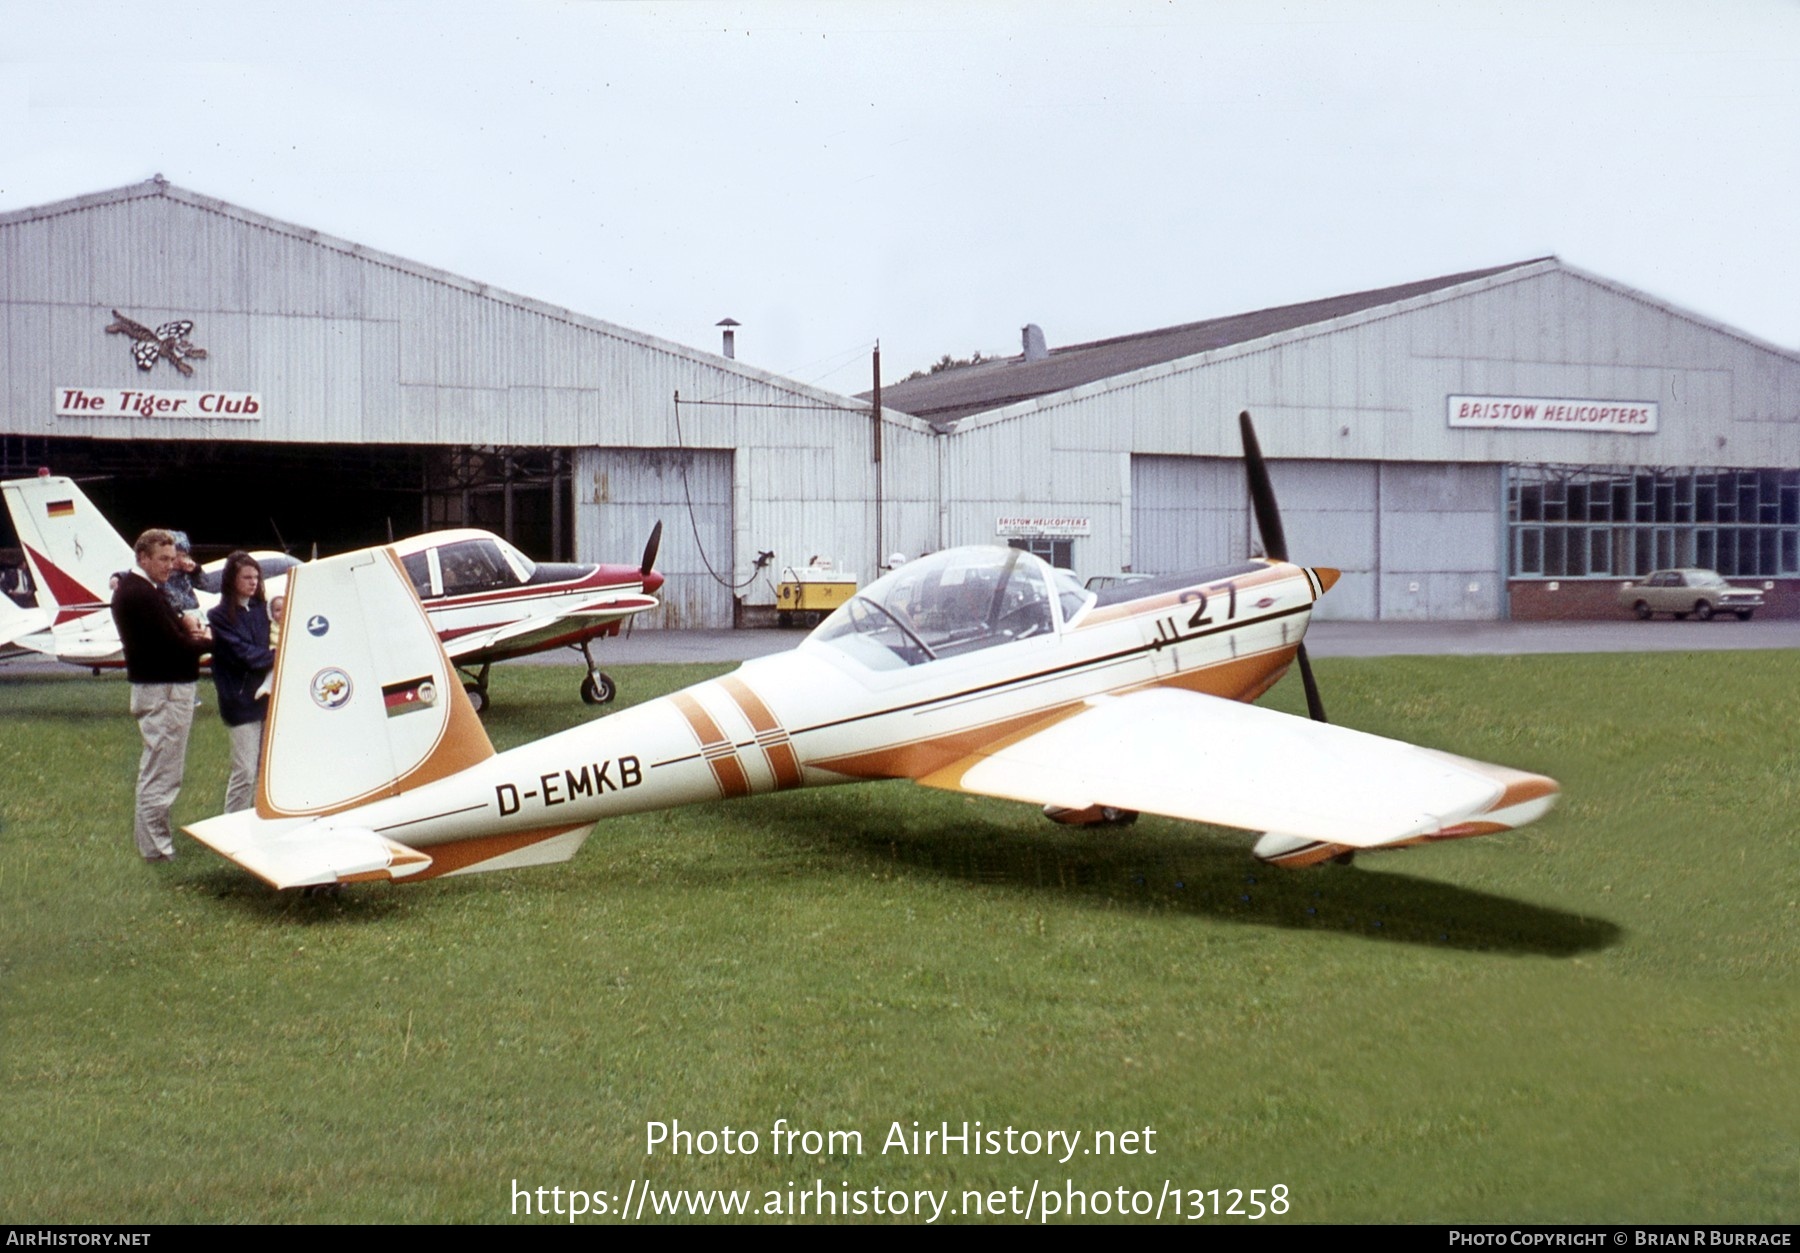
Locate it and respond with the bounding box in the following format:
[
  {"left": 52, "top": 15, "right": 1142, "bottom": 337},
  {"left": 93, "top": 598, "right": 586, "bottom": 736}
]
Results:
[
  {"left": 0, "top": 471, "right": 662, "bottom": 707},
  {"left": 183, "top": 414, "right": 1559, "bottom": 890}
]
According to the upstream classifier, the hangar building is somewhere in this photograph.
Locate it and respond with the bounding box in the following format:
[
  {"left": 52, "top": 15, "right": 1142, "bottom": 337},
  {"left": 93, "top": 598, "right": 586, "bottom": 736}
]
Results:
[
  {"left": 877, "top": 260, "right": 1800, "bottom": 621},
  {"left": 3, "top": 180, "right": 1796, "bottom": 623},
  {"left": 0, "top": 178, "right": 937, "bottom": 627}
]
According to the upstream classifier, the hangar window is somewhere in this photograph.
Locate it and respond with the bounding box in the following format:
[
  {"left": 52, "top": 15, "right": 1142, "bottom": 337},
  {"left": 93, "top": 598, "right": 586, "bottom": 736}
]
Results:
[
  {"left": 1008, "top": 537, "right": 1074, "bottom": 570},
  {"left": 1508, "top": 465, "right": 1800, "bottom": 579}
]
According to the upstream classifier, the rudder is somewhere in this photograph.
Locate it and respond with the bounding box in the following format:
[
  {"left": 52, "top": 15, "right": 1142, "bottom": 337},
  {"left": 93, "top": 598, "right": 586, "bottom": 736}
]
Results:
[{"left": 258, "top": 546, "right": 494, "bottom": 817}]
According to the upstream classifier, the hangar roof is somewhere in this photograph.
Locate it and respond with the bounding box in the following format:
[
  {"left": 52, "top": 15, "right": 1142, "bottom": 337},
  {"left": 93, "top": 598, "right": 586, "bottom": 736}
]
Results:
[
  {"left": 872, "top": 259, "right": 1552, "bottom": 429},
  {"left": 0, "top": 177, "right": 921, "bottom": 432}
]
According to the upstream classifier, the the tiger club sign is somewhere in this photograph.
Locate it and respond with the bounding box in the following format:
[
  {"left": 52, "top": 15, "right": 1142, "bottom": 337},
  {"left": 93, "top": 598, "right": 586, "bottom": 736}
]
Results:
[{"left": 56, "top": 387, "right": 262, "bottom": 419}]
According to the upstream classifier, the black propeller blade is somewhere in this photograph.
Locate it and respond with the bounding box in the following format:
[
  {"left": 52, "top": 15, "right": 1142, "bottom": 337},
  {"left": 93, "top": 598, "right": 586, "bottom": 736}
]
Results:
[
  {"left": 1239, "top": 409, "right": 1327, "bottom": 724},
  {"left": 1294, "top": 645, "right": 1327, "bottom": 724},
  {"left": 1238, "top": 409, "right": 1287, "bottom": 563},
  {"left": 640, "top": 520, "right": 664, "bottom": 578}
]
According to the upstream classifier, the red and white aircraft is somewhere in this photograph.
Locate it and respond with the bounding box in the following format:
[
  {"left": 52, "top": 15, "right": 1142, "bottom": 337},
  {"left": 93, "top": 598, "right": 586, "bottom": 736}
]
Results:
[
  {"left": 184, "top": 414, "right": 1560, "bottom": 890},
  {"left": 0, "top": 589, "right": 53, "bottom": 664},
  {"left": 0, "top": 471, "right": 662, "bottom": 707}
]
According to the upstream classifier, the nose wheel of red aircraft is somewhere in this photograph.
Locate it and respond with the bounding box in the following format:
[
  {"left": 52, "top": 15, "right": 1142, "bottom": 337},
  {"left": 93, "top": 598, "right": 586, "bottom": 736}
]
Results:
[{"left": 577, "top": 637, "right": 617, "bottom": 705}]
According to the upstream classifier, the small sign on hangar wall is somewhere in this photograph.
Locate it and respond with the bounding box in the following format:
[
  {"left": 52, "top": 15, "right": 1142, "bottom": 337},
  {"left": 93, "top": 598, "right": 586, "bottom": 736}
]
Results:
[{"left": 1448, "top": 394, "right": 1657, "bottom": 433}]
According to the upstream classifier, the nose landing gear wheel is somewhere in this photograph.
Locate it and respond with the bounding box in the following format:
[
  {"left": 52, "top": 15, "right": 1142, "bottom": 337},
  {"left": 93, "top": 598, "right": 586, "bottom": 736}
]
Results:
[{"left": 581, "top": 671, "right": 616, "bottom": 705}]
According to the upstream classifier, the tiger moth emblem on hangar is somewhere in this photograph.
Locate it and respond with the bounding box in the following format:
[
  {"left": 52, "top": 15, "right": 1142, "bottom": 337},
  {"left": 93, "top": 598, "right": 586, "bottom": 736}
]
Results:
[{"left": 105, "top": 310, "right": 208, "bottom": 377}]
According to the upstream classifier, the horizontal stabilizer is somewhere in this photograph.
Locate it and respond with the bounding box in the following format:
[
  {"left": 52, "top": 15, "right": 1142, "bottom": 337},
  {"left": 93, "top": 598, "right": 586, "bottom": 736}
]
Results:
[
  {"left": 919, "top": 687, "right": 1557, "bottom": 848},
  {"left": 185, "top": 809, "right": 433, "bottom": 890}
]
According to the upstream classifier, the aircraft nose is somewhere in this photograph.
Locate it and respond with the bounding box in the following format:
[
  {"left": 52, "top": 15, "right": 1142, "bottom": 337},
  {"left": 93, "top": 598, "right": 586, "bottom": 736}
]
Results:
[{"left": 1311, "top": 567, "right": 1341, "bottom": 594}]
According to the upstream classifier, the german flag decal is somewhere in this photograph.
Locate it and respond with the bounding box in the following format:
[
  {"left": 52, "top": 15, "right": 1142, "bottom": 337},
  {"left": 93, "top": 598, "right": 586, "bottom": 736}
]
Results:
[
  {"left": 45, "top": 500, "right": 75, "bottom": 518},
  {"left": 382, "top": 676, "right": 439, "bottom": 717}
]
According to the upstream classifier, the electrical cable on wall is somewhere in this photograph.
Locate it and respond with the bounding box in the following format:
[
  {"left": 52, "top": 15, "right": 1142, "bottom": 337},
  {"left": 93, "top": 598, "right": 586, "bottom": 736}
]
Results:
[{"left": 670, "top": 391, "right": 773, "bottom": 591}]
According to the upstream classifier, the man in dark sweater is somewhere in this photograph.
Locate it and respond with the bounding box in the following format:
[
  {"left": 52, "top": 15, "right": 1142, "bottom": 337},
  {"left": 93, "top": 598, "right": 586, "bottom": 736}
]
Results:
[{"left": 111, "top": 528, "right": 212, "bottom": 861}]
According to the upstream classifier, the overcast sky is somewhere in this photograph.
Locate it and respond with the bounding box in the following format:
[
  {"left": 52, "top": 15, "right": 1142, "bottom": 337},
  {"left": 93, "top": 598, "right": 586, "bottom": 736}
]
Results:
[{"left": 4, "top": 1, "right": 1797, "bottom": 393}]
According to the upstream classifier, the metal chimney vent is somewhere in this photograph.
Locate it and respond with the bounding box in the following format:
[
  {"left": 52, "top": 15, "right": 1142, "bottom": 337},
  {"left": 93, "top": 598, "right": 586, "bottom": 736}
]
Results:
[
  {"left": 1021, "top": 323, "right": 1048, "bottom": 362},
  {"left": 717, "top": 317, "right": 740, "bottom": 359}
]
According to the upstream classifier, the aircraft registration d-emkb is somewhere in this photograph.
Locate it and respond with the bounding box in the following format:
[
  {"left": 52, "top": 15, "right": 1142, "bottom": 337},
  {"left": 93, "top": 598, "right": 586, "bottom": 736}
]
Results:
[
  {"left": 0, "top": 471, "right": 663, "bottom": 707},
  {"left": 184, "top": 413, "right": 1559, "bottom": 890}
]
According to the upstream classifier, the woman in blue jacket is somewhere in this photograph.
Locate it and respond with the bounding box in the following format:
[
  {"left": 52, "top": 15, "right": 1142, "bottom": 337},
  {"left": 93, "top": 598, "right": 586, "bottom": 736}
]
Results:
[{"left": 206, "top": 551, "right": 275, "bottom": 813}]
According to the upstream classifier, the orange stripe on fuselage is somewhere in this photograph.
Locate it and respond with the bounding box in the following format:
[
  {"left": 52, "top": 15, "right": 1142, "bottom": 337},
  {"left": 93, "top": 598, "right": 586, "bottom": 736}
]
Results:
[
  {"left": 671, "top": 689, "right": 752, "bottom": 799},
  {"left": 719, "top": 675, "right": 804, "bottom": 790},
  {"left": 1127, "top": 645, "right": 1299, "bottom": 704}
]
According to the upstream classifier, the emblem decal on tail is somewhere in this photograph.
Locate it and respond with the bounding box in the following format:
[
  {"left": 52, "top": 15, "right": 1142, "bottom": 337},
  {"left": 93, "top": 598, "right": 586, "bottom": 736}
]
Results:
[{"left": 310, "top": 668, "right": 352, "bottom": 709}]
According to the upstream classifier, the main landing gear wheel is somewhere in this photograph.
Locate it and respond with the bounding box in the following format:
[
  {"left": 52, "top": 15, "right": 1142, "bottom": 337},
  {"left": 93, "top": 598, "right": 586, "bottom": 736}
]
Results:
[{"left": 460, "top": 662, "right": 492, "bottom": 714}]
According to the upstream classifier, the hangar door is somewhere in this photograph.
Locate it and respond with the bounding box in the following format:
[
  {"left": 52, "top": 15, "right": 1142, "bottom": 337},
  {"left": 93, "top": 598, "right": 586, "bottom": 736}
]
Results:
[
  {"left": 1131, "top": 456, "right": 1376, "bottom": 620},
  {"left": 575, "top": 447, "right": 734, "bottom": 629}
]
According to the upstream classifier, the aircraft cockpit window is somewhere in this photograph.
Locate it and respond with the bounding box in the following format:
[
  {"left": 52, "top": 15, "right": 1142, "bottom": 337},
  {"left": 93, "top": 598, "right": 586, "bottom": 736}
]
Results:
[
  {"left": 437, "top": 539, "right": 519, "bottom": 596},
  {"left": 401, "top": 551, "right": 434, "bottom": 600},
  {"left": 809, "top": 596, "right": 933, "bottom": 670},
  {"left": 1049, "top": 565, "right": 1094, "bottom": 626},
  {"left": 809, "top": 547, "right": 1059, "bottom": 668},
  {"left": 495, "top": 538, "right": 537, "bottom": 583}
]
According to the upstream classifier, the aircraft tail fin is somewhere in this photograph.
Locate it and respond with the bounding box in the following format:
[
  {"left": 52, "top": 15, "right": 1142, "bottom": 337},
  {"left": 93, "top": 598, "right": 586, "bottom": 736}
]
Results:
[
  {"left": 0, "top": 474, "right": 135, "bottom": 623},
  {"left": 257, "top": 546, "right": 495, "bottom": 818}
]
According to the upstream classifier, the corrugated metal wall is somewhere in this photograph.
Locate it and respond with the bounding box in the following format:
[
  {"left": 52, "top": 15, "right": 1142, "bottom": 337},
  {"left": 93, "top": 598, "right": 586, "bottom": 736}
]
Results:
[
  {"left": 575, "top": 447, "right": 733, "bottom": 629},
  {"left": 1130, "top": 456, "right": 1247, "bottom": 573},
  {"left": 1267, "top": 461, "right": 1377, "bottom": 621},
  {"left": 1376, "top": 463, "right": 1502, "bottom": 621}
]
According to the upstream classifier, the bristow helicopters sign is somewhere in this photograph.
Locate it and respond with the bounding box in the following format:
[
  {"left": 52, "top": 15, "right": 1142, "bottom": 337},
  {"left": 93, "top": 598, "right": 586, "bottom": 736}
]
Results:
[{"left": 1447, "top": 394, "right": 1657, "bottom": 434}]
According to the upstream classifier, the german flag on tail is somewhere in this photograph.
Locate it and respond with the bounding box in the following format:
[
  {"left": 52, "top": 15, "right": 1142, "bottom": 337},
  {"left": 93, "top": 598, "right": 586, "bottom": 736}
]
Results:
[{"left": 382, "top": 675, "right": 439, "bottom": 718}]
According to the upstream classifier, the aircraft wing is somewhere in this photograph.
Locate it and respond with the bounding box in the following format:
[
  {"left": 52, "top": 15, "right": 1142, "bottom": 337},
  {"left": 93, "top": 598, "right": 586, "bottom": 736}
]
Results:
[
  {"left": 916, "top": 687, "right": 1556, "bottom": 851},
  {"left": 440, "top": 594, "right": 658, "bottom": 661},
  {"left": 0, "top": 597, "right": 52, "bottom": 657}
]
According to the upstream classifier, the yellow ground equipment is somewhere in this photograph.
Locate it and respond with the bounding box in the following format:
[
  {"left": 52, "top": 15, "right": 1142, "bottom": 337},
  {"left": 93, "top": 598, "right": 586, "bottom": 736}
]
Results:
[{"left": 776, "top": 561, "right": 857, "bottom": 627}]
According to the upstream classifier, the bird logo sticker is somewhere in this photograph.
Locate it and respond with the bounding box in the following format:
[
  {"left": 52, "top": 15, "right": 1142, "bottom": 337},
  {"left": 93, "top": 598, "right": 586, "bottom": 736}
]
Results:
[
  {"left": 310, "top": 668, "right": 353, "bottom": 710},
  {"left": 105, "top": 310, "right": 208, "bottom": 377}
]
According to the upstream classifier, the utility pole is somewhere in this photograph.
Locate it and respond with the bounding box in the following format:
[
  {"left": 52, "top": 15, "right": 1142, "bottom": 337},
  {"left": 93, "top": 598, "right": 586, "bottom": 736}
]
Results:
[{"left": 872, "top": 342, "right": 884, "bottom": 578}]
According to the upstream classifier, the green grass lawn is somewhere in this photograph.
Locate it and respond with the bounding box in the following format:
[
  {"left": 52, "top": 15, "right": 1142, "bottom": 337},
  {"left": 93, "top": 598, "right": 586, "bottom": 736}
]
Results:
[{"left": 2, "top": 651, "right": 1796, "bottom": 1223}]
